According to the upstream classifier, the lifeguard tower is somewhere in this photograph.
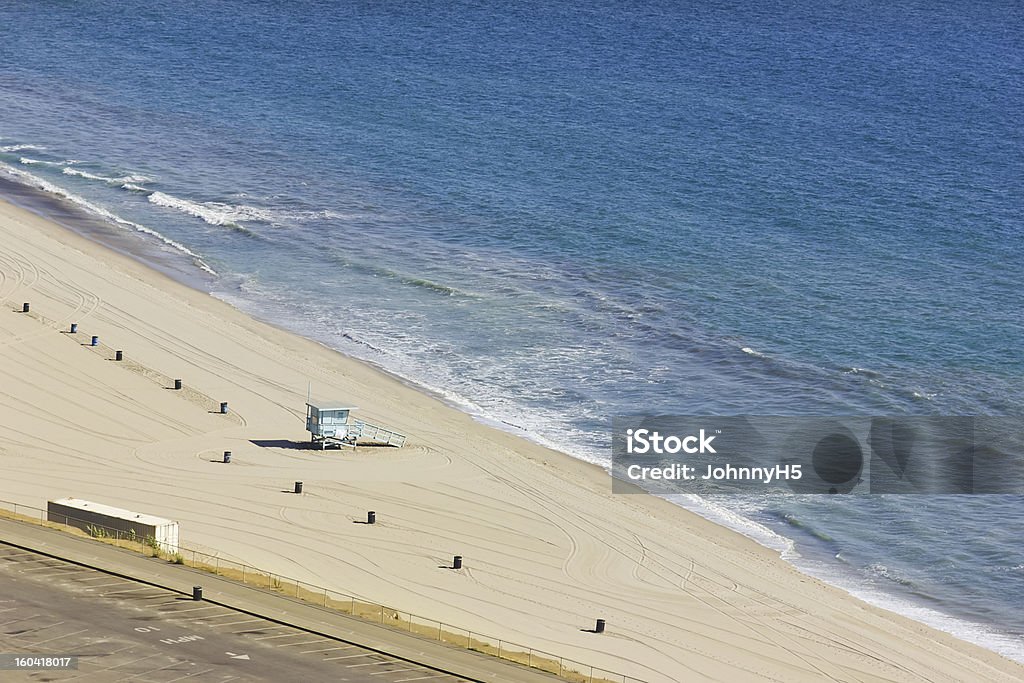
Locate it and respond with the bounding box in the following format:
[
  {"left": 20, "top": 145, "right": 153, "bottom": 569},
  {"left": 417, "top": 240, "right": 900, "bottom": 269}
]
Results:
[{"left": 306, "top": 402, "right": 407, "bottom": 449}]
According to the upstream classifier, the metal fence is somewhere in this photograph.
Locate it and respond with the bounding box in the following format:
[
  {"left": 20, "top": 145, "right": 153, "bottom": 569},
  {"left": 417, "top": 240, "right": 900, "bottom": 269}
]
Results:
[{"left": 0, "top": 498, "right": 645, "bottom": 683}]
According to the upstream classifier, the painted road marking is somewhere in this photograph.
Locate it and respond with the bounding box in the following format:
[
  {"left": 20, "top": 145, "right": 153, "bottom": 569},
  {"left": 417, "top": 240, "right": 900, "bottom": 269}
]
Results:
[
  {"left": 167, "top": 604, "right": 222, "bottom": 614},
  {"left": 323, "top": 653, "right": 375, "bottom": 661},
  {"left": 222, "top": 618, "right": 264, "bottom": 628},
  {"left": 394, "top": 675, "right": 449, "bottom": 682},
  {"left": 0, "top": 613, "right": 42, "bottom": 627},
  {"left": 277, "top": 638, "right": 327, "bottom": 647},
  {"left": 11, "top": 619, "right": 64, "bottom": 635},
  {"left": 160, "top": 634, "right": 205, "bottom": 644},
  {"left": 164, "top": 668, "right": 215, "bottom": 682},
  {"left": 26, "top": 628, "right": 89, "bottom": 646},
  {"left": 103, "top": 586, "right": 159, "bottom": 595},
  {"left": 371, "top": 668, "right": 419, "bottom": 676},
  {"left": 347, "top": 660, "right": 392, "bottom": 668},
  {"left": 253, "top": 632, "right": 311, "bottom": 641},
  {"left": 88, "top": 581, "right": 131, "bottom": 589},
  {"left": 299, "top": 646, "right": 351, "bottom": 654}
]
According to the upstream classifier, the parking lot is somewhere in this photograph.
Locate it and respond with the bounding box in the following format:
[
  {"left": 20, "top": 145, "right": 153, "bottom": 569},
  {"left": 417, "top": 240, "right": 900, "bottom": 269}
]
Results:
[{"left": 0, "top": 544, "right": 470, "bottom": 682}]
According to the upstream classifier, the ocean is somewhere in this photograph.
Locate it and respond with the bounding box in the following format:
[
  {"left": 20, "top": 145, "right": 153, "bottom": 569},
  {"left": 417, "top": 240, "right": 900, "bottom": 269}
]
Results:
[{"left": 1, "top": 0, "right": 1021, "bottom": 661}]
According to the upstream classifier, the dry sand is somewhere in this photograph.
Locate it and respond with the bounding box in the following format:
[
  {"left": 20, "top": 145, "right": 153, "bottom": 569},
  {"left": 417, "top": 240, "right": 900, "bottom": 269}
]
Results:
[{"left": 0, "top": 196, "right": 1020, "bottom": 683}]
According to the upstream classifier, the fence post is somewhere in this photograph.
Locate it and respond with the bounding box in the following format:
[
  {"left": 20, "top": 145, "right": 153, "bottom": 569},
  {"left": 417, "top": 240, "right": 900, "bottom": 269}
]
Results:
[
  {"left": 215, "top": 557, "right": 220, "bottom": 574},
  {"left": 498, "top": 641, "right": 502, "bottom": 659},
  {"left": 323, "top": 589, "right": 327, "bottom": 607},
  {"left": 241, "top": 565, "right": 245, "bottom": 584},
  {"left": 437, "top": 623, "right": 442, "bottom": 641},
  {"left": 350, "top": 597, "right": 355, "bottom": 614},
  {"left": 380, "top": 605, "right": 384, "bottom": 623},
  {"left": 296, "top": 581, "right": 300, "bottom": 598},
  {"left": 529, "top": 650, "right": 533, "bottom": 668}
]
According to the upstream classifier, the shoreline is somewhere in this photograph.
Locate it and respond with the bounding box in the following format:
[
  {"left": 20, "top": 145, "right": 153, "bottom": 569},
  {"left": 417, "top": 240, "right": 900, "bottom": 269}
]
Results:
[
  {"left": 4, "top": 173, "right": 1023, "bottom": 664},
  {"left": 1, "top": 191, "right": 1022, "bottom": 681}
]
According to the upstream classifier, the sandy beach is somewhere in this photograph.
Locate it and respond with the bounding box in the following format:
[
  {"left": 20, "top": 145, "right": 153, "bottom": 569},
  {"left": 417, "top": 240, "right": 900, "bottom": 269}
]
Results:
[{"left": 0, "top": 197, "right": 1020, "bottom": 683}]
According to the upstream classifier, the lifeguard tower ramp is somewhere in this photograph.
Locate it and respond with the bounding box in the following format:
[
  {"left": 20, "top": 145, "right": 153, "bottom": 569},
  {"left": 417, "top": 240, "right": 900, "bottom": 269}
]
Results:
[{"left": 306, "top": 402, "right": 407, "bottom": 449}]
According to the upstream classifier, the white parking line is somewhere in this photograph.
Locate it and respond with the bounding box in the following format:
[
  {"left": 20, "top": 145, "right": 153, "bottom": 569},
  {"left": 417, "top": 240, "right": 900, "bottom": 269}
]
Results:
[
  {"left": 87, "top": 581, "right": 131, "bottom": 589},
  {"left": 348, "top": 661, "right": 392, "bottom": 668},
  {"left": 102, "top": 587, "right": 158, "bottom": 595},
  {"left": 25, "top": 571, "right": 77, "bottom": 579},
  {"left": 26, "top": 628, "right": 89, "bottom": 647},
  {"left": 277, "top": 638, "right": 327, "bottom": 647},
  {"left": 84, "top": 653, "right": 161, "bottom": 676},
  {"left": 165, "top": 604, "right": 222, "bottom": 614},
  {"left": 121, "top": 658, "right": 187, "bottom": 681},
  {"left": 253, "top": 632, "right": 309, "bottom": 641},
  {"left": 371, "top": 668, "right": 418, "bottom": 676},
  {"left": 224, "top": 618, "right": 265, "bottom": 628},
  {"left": 394, "top": 675, "right": 449, "bottom": 682},
  {"left": 0, "top": 614, "right": 42, "bottom": 627},
  {"left": 10, "top": 619, "right": 64, "bottom": 635},
  {"left": 19, "top": 565, "right": 64, "bottom": 573},
  {"left": 164, "top": 668, "right": 215, "bottom": 682},
  {"left": 323, "top": 653, "right": 373, "bottom": 661},
  {"left": 299, "top": 646, "right": 351, "bottom": 654}
]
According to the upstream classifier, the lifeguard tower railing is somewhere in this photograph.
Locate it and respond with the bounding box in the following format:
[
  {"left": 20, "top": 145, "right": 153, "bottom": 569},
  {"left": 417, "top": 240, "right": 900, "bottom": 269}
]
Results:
[{"left": 349, "top": 420, "right": 407, "bottom": 448}]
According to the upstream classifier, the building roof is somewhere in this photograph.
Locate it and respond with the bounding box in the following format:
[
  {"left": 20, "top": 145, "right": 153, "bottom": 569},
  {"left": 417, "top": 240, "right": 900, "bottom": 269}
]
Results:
[
  {"left": 49, "top": 498, "right": 177, "bottom": 527},
  {"left": 307, "top": 402, "right": 357, "bottom": 413}
]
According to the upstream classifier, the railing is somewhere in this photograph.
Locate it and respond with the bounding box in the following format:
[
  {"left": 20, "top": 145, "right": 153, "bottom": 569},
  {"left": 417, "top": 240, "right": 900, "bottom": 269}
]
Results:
[
  {"left": 0, "top": 498, "right": 644, "bottom": 683},
  {"left": 350, "top": 420, "right": 407, "bottom": 447}
]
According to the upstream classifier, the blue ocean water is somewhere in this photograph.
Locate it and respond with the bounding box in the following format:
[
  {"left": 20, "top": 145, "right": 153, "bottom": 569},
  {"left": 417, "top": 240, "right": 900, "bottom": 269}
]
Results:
[{"left": 1, "top": 0, "right": 1022, "bottom": 659}]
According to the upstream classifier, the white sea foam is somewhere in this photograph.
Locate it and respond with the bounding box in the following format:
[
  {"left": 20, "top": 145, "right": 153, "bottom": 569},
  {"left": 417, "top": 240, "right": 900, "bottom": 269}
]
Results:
[
  {"left": 741, "top": 346, "right": 765, "bottom": 357},
  {"left": 0, "top": 144, "right": 46, "bottom": 153},
  {"left": 148, "top": 191, "right": 277, "bottom": 226},
  {"left": 62, "top": 167, "right": 152, "bottom": 185},
  {"left": 0, "top": 162, "right": 216, "bottom": 276}
]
